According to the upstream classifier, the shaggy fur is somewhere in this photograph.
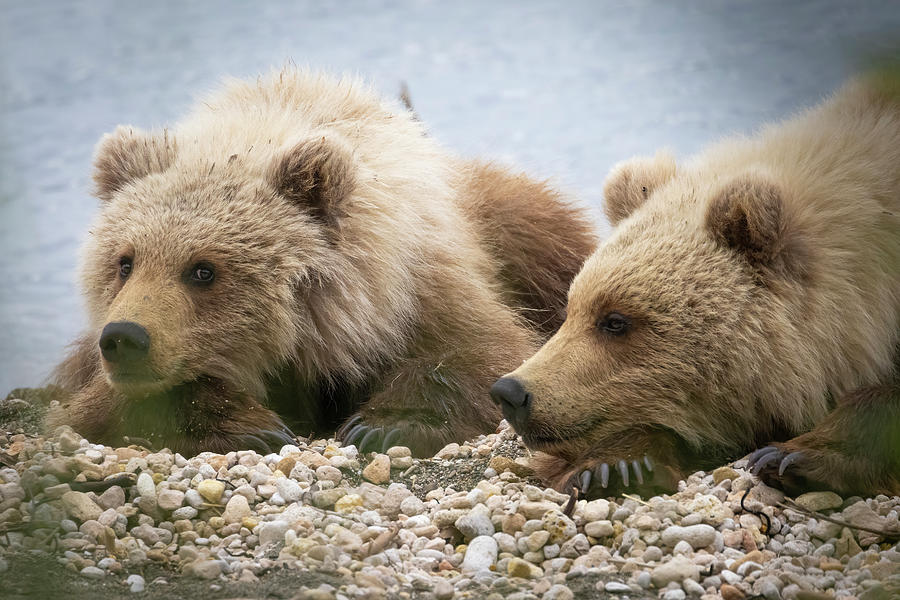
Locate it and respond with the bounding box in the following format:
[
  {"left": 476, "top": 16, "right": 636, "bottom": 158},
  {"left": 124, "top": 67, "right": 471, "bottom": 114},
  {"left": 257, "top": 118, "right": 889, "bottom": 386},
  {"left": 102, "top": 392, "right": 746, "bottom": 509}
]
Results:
[
  {"left": 50, "top": 68, "right": 596, "bottom": 456},
  {"left": 501, "top": 70, "right": 900, "bottom": 498}
]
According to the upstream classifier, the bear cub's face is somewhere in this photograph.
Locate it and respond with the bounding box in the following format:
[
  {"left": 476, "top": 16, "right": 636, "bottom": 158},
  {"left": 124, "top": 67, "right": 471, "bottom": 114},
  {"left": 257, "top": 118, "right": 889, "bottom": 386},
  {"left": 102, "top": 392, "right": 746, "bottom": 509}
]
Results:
[
  {"left": 495, "top": 153, "right": 806, "bottom": 492},
  {"left": 81, "top": 126, "right": 355, "bottom": 398}
]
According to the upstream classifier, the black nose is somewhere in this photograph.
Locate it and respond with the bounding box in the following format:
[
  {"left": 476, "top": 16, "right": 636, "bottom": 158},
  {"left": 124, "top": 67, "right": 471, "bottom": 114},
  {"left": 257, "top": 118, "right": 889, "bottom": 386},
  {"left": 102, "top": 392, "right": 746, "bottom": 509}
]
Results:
[
  {"left": 490, "top": 376, "right": 532, "bottom": 431},
  {"left": 99, "top": 321, "right": 150, "bottom": 363}
]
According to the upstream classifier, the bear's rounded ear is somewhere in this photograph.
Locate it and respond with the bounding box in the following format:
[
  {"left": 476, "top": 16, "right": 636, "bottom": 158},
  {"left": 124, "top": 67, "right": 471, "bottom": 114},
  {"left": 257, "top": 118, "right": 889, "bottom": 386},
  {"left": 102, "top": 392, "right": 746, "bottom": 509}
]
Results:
[
  {"left": 269, "top": 135, "right": 356, "bottom": 227},
  {"left": 603, "top": 151, "right": 677, "bottom": 225},
  {"left": 706, "top": 175, "right": 788, "bottom": 269},
  {"left": 93, "top": 126, "right": 176, "bottom": 201}
]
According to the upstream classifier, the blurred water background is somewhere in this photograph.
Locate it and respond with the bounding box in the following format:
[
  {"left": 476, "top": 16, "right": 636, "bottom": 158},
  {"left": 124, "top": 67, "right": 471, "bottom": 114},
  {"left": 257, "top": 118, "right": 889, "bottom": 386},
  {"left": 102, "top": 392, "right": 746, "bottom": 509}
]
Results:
[{"left": 1, "top": 0, "right": 899, "bottom": 393}]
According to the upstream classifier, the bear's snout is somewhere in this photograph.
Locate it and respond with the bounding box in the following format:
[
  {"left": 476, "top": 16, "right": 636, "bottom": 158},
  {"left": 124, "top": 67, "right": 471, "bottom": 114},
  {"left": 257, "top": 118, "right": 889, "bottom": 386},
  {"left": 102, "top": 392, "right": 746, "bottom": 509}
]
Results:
[
  {"left": 99, "top": 321, "right": 151, "bottom": 364},
  {"left": 490, "top": 376, "right": 532, "bottom": 431}
]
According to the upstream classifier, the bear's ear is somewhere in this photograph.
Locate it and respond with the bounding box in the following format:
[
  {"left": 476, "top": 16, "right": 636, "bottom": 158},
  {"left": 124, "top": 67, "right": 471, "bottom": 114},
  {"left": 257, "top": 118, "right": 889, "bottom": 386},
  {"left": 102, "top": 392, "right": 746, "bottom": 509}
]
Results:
[
  {"left": 269, "top": 136, "right": 356, "bottom": 227},
  {"left": 706, "top": 175, "right": 789, "bottom": 269},
  {"left": 93, "top": 126, "right": 176, "bottom": 201},
  {"left": 603, "top": 151, "right": 677, "bottom": 225}
]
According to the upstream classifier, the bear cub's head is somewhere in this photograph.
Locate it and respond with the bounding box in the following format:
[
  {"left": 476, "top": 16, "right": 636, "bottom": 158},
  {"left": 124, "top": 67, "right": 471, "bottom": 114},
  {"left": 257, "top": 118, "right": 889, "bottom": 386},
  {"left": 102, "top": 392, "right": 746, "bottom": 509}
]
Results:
[
  {"left": 493, "top": 153, "right": 809, "bottom": 493},
  {"left": 83, "top": 126, "right": 356, "bottom": 399}
]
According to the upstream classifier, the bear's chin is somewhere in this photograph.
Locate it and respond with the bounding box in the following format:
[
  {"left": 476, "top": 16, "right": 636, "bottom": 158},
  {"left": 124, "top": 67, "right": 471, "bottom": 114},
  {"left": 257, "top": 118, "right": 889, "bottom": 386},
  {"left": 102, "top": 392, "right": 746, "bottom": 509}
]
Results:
[{"left": 104, "top": 369, "right": 177, "bottom": 397}]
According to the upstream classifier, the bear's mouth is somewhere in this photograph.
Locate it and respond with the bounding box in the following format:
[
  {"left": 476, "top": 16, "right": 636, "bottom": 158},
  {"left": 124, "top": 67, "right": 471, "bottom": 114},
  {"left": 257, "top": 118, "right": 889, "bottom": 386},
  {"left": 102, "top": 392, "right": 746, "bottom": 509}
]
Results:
[
  {"left": 105, "top": 366, "right": 172, "bottom": 395},
  {"left": 519, "top": 420, "right": 601, "bottom": 450}
]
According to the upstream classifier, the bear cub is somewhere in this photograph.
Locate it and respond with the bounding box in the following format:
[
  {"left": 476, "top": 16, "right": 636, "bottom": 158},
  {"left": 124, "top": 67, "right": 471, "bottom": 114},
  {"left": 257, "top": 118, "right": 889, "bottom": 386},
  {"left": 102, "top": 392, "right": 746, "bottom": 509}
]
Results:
[
  {"left": 52, "top": 68, "right": 596, "bottom": 457},
  {"left": 492, "top": 70, "right": 900, "bottom": 498}
]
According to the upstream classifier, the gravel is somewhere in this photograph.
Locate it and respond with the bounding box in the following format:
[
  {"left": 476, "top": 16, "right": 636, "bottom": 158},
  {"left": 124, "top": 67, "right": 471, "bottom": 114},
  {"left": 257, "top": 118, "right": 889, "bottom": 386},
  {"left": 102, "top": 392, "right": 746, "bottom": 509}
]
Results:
[{"left": 1, "top": 418, "right": 899, "bottom": 599}]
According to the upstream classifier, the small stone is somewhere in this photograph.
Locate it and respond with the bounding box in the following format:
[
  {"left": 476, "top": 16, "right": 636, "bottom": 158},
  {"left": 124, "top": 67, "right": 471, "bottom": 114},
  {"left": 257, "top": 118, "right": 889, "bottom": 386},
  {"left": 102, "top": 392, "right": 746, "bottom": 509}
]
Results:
[
  {"left": 79, "top": 566, "right": 105, "bottom": 579},
  {"left": 672, "top": 540, "right": 693, "bottom": 556},
  {"left": 362, "top": 454, "right": 390, "bottom": 484},
  {"left": 604, "top": 581, "right": 632, "bottom": 593},
  {"left": 127, "top": 574, "right": 145, "bottom": 593},
  {"left": 582, "top": 499, "right": 610, "bottom": 521},
  {"left": 315, "top": 465, "right": 342, "bottom": 483},
  {"left": 542, "top": 510, "right": 577, "bottom": 544},
  {"left": 275, "top": 477, "right": 302, "bottom": 503},
  {"left": 136, "top": 472, "right": 156, "bottom": 500},
  {"left": 96, "top": 485, "right": 126, "bottom": 510},
  {"left": 835, "top": 527, "right": 862, "bottom": 557},
  {"left": 400, "top": 495, "right": 425, "bottom": 516},
  {"left": 275, "top": 455, "right": 296, "bottom": 476},
  {"left": 502, "top": 512, "right": 526, "bottom": 534},
  {"left": 259, "top": 520, "right": 290, "bottom": 547},
  {"left": 311, "top": 487, "right": 347, "bottom": 509},
  {"left": 525, "top": 529, "right": 551, "bottom": 552},
  {"left": 584, "top": 520, "right": 614, "bottom": 538},
  {"left": 61, "top": 491, "right": 103, "bottom": 522},
  {"left": 391, "top": 455, "right": 413, "bottom": 469},
  {"left": 520, "top": 501, "right": 559, "bottom": 520},
  {"left": 171, "top": 506, "right": 198, "bottom": 520},
  {"left": 297, "top": 451, "right": 330, "bottom": 469},
  {"left": 489, "top": 455, "right": 534, "bottom": 477},
  {"left": 435, "top": 443, "right": 460, "bottom": 459},
  {"left": 197, "top": 479, "right": 225, "bottom": 504},
  {"left": 661, "top": 524, "right": 717, "bottom": 549},
  {"left": 732, "top": 550, "right": 766, "bottom": 570},
  {"left": 720, "top": 583, "right": 746, "bottom": 600},
  {"left": 433, "top": 579, "right": 454, "bottom": 600},
  {"left": 156, "top": 489, "right": 185, "bottom": 511},
  {"left": 456, "top": 511, "right": 495, "bottom": 540},
  {"left": 651, "top": 556, "right": 701, "bottom": 587},
  {"left": 58, "top": 429, "right": 83, "bottom": 453},
  {"left": 386, "top": 446, "right": 411, "bottom": 459},
  {"left": 663, "top": 590, "right": 686, "bottom": 600},
  {"left": 712, "top": 466, "right": 739, "bottom": 484},
  {"left": 461, "top": 535, "right": 498, "bottom": 572},
  {"left": 543, "top": 584, "right": 574, "bottom": 600},
  {"left": 508, "top": 557, "right": 543, "bottom": 579},
  {"left": 334, "top": 493, "right": 364, "bottom": 513},
  {"left": 222, "top": 494, "right": 251, "bottom": 523},
  {"left": 185, "top": 559, "right": 222, "bottom": 579},
  {"left": 794, "top": 491, "right": 843, "bottom": 512}
]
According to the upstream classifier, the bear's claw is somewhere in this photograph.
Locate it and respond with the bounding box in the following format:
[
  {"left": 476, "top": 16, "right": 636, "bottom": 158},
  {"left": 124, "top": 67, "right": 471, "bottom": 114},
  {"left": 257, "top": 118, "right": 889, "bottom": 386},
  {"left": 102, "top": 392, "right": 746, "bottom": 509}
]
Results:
[
  {"left": 339, "top": 420, "right": 404, "bottom": 454},
  {"left": 574, "top": 454, "right": 653, "bottom": 495},
  {"left": 234, "top": 427, "right": 295, "bottom": 454},
  {"left": 747, "top": 444, "right": 813, "bottom": 492},
  {"left": 777, "top": 451, "right": 805, "bottom": 476},
  {"left": 747, "top": 446, "right": 781, "bottom": 473}
]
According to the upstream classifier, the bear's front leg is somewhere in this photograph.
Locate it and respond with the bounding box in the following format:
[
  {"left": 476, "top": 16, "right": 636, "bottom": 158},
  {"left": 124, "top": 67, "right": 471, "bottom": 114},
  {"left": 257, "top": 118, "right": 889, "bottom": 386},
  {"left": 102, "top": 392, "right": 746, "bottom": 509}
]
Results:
[
  {"left": 530, "top": 428, "right": 692, "bottom": 499},
  {"left": 748, "top": 382, "right": 900, "bottom": 496},
  {"left": 47, "top": 373, "right": 121, "bottom": 444},
  {"left": 339, "top": 354, "right": 503, "bottom": 457},
  {"left": 148, "top": 378, "right": 297, "bottom": 456},
  {"left": 55, "top": 375, "right": 295, "bottom": 455}
]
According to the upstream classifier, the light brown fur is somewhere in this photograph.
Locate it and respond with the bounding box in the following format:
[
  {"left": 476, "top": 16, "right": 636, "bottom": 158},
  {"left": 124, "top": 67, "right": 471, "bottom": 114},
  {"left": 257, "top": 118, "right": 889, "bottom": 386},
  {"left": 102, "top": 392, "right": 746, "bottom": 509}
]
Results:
[
  {"left": 501, "top": 71, "right": 900, "bottom": 497},
  {"left": 50, "top": 68, "right": 596, "bottom": 456}
]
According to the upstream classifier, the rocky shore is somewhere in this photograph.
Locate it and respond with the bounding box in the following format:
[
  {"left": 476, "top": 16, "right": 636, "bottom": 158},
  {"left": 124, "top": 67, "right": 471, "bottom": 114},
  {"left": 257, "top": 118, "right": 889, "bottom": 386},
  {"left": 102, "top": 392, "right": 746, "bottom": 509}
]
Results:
[{"left": 0, "top": 395, "right": 898, "bottom": 599}]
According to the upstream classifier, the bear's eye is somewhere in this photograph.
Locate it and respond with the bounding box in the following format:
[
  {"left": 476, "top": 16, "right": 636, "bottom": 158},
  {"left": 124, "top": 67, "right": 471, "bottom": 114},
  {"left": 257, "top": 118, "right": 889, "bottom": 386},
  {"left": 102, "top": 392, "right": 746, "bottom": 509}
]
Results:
[
  {"left": 598, "top": 312, "right": 631, "bottom": 336},
  {"left": 188, "top": 263, "right": 215, "bottom": 286},
  {"left": 118, "top": 257, "right": 133, "bottom": 280}
]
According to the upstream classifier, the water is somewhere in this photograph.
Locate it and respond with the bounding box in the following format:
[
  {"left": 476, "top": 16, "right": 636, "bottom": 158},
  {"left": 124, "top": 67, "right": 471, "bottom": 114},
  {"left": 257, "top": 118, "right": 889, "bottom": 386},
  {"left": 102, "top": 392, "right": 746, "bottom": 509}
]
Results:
[{"left": 1, "top": 0, "right": 898, "bottom": 393}]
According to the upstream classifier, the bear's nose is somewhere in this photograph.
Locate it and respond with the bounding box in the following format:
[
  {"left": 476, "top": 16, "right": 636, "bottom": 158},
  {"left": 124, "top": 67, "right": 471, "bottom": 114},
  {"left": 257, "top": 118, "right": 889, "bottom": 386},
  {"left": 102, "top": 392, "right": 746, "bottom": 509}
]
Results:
[
  {"left": 99, "top": 321, "right": 151, "bottom": 363},
  {"left": 489, "top": 376, "right": 532, "bottom": 431}
]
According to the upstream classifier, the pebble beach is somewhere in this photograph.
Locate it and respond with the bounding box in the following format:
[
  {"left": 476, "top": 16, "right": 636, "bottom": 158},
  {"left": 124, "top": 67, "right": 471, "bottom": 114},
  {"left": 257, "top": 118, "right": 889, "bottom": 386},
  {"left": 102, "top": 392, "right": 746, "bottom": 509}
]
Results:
[{"left": 1, "top": 396, "right": 897, "bottom": 600}]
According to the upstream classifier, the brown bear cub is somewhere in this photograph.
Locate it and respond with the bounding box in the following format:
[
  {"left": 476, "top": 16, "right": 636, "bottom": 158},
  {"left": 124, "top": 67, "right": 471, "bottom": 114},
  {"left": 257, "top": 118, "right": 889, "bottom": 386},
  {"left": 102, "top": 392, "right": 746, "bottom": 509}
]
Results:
[
  {"left": 51, "top": 68, "right": 596, "bottom": 457},
  {"left": 492, "top": 70, "right": 900, "bottom": 498}
]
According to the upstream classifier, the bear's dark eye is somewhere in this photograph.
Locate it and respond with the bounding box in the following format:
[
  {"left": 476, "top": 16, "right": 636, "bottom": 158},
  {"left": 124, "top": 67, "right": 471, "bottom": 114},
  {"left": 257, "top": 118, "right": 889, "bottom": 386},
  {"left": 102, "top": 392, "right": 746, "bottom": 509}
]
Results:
[
  {"left": 188, "top": 263, "right": 215, "bottom": 286},
  {"left": 598, "top": 312, "right": 631, "bottom": 336},
  {"left": 118, "top": 257, "right": 133, "bottom": 280}
]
